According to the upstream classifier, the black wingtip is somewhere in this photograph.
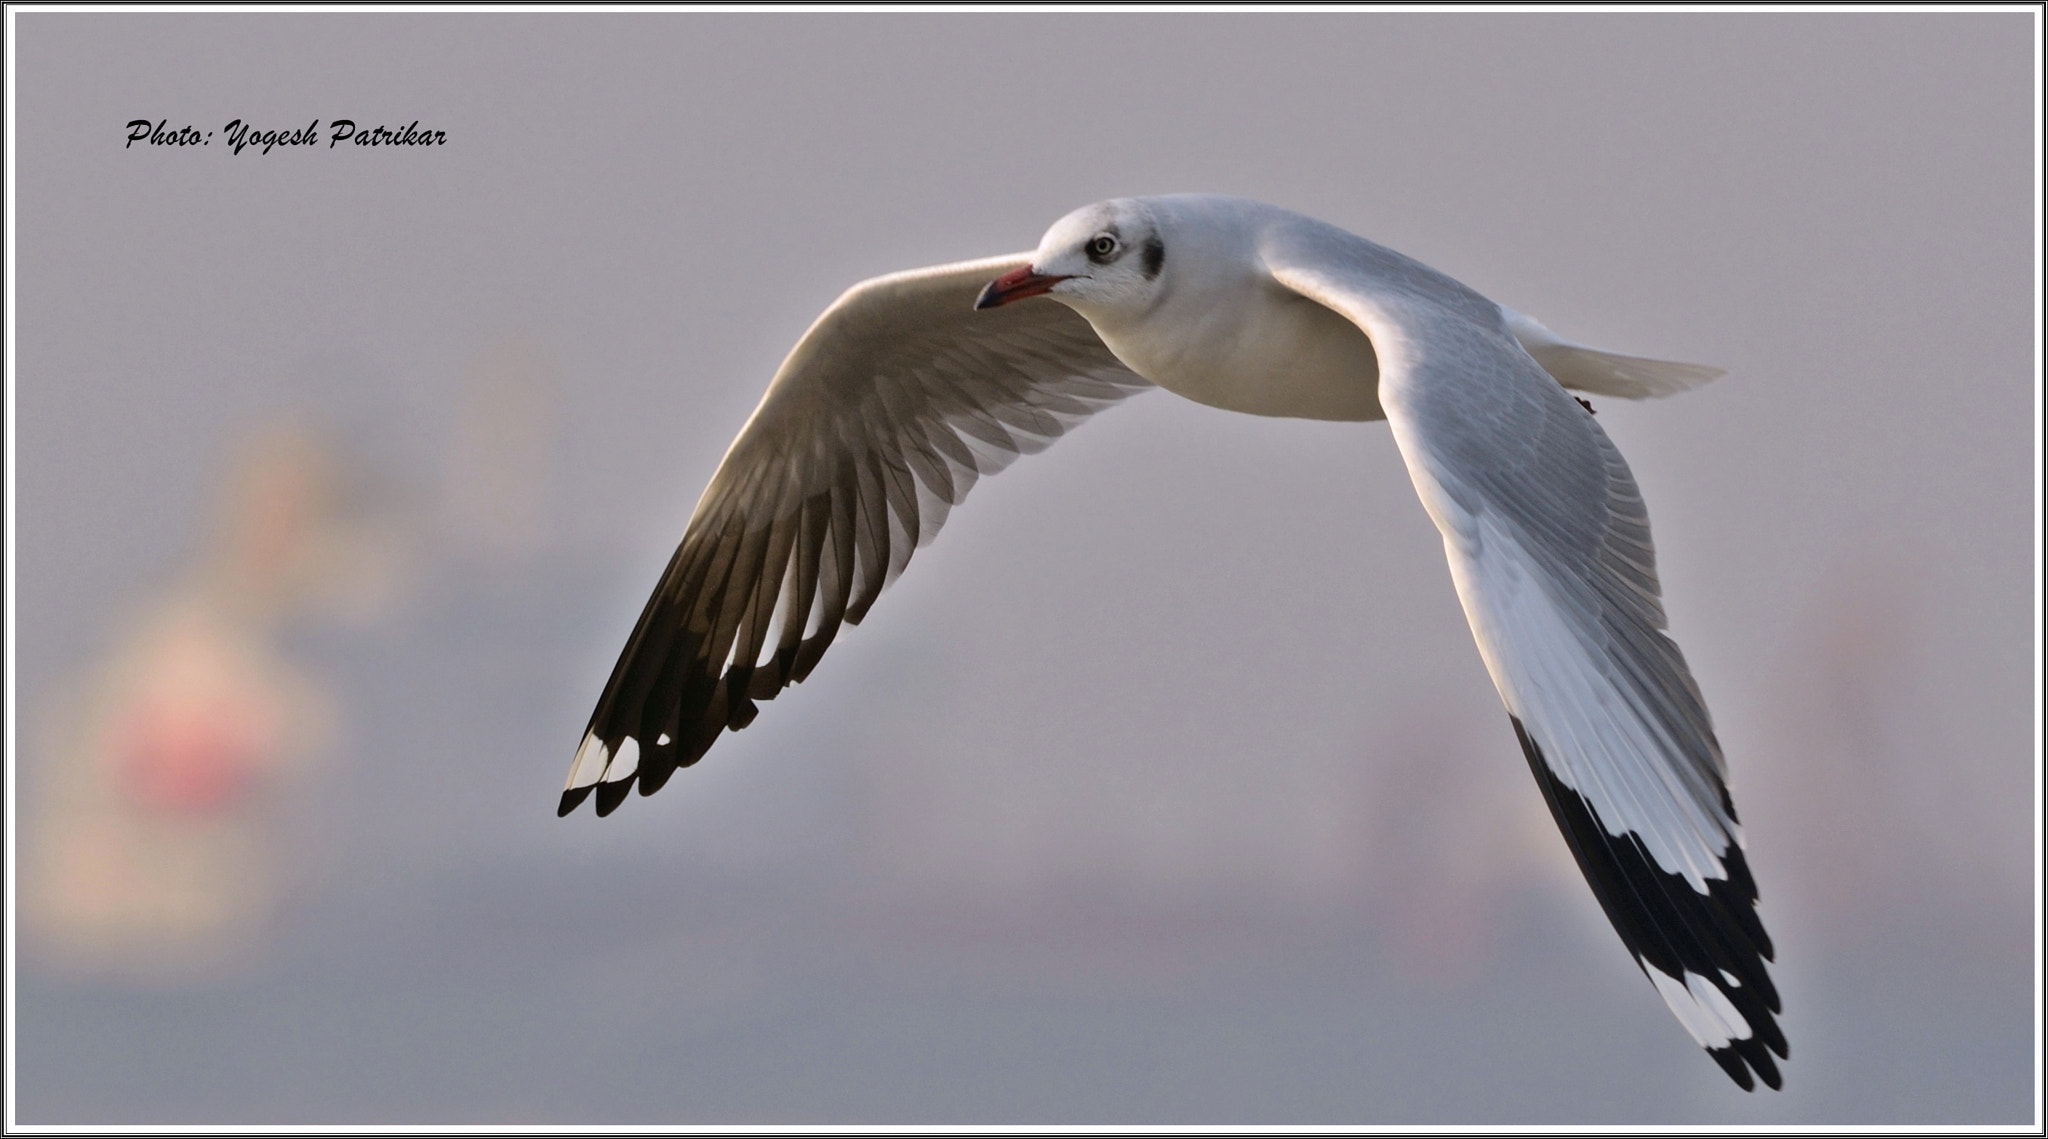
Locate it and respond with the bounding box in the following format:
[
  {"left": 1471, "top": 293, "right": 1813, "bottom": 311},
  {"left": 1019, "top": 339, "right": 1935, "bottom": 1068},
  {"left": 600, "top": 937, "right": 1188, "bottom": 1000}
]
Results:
[
  {"left": 558, "top": 786, "right": 593, "bottom": 817},
  {"left": 1749, "top": 1044, "right": 1785, "bottom": 1090},
  {"left": 1710, "top": 1037, "right": 1784, "bottom": 1092},
  {"left": 1507, "top": 715, "right": 1786, "bottom": 1093},
  {"left": 637, "top": 760, "right": 677, "bottom": 796},
  {"left": 593, "top": 779, "right": 632, "bottom": 817},
  {"left": 727, "top": 696, "right": 759, "bottom": 731},
  {"left": 1708, "top": 1045, "right": 1757, "bottom": 1091}
]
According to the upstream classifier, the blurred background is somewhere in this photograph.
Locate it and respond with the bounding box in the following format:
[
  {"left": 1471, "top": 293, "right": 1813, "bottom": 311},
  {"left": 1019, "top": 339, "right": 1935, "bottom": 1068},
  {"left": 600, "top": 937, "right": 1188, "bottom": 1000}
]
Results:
[{"left": 8, "top": 11, "right": 2037, "bottom": 1127}]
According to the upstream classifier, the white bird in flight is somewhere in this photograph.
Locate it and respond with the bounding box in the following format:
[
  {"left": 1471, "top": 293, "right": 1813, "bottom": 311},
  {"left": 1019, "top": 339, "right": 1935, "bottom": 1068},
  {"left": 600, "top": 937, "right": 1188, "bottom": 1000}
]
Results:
[{"left": 561, "top": 194, "right": 1785, "bottom": 1091}]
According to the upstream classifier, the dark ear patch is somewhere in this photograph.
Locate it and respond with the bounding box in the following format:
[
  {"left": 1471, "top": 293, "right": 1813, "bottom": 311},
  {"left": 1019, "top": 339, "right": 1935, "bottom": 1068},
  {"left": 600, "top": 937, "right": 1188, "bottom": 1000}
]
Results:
[{"left": 1141, "top": 237, "right": 1164, "bottom": 280}]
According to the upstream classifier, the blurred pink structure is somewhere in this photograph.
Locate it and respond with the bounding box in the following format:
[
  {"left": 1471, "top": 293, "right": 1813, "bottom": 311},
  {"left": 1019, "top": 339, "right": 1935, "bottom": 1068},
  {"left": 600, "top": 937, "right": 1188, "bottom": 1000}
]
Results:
[
  {"left": 21, "top": 419, "right": 399, "bottom": 979},
  {"left": 20, "top": 340, "right": 559, "bottom": 981},
  {"left": 1747, "top": 550, "right": 2009, "bottom": 938},
  {"left": 1359, "top": 715, "right": 1578, "bottom": 985},
  {"left": 441, "top": 341, "right": 557, "bottom": 564}
]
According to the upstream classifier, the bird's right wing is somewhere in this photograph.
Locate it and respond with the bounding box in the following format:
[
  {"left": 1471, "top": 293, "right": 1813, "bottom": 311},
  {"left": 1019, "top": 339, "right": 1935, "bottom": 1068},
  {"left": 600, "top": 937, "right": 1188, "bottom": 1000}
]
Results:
[
  {"left": 1264, "top": 226, "right": 1785, "bottom": 1091},
  {"left": 563, "top": 254, "right": 1151, "bottom": 817}
]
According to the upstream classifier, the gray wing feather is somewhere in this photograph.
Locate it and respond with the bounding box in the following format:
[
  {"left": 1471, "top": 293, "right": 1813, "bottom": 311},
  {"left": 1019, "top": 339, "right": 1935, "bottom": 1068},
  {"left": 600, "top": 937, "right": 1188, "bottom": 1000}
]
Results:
[
  {"left": 1265, "top": 246, "right": 1732, "bottom": 869},
  {"left": 1264, "top": 231, "right": 1784, "bottom": 1090}
]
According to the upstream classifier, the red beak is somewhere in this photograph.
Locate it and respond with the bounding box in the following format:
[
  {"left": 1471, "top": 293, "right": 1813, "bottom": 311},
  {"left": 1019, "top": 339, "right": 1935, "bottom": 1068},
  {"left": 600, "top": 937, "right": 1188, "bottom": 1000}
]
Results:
[{"left": 974, "top": 266, "right": 1071, "bottom": 309}]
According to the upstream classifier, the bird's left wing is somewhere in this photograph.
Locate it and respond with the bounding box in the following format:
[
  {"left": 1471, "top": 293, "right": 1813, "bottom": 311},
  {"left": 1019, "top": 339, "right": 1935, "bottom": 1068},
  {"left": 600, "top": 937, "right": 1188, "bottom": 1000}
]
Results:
[{"left": 1264, "top": 230, "right": 1786, "bottom": 1091}]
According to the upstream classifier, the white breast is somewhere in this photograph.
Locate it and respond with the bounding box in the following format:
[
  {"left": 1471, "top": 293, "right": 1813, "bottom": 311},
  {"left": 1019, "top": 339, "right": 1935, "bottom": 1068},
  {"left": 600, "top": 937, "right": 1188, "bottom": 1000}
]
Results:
[{"left": 1085, "top": 270, "right": 1385, "bottom": 423}]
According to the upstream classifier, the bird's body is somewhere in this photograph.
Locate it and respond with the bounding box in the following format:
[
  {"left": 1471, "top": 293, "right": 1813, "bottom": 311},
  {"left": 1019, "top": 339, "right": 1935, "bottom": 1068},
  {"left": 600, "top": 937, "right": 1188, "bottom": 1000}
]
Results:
[{"left": 563, "top": 194, "right": 1784, "bottom": 1091}]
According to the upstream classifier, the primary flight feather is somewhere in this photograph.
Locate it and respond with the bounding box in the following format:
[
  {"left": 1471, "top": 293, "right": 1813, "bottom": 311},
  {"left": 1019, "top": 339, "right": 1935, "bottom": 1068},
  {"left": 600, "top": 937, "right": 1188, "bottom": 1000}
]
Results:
[{"left": 563, "top": 194, "right": 1782, "bottom": 1091}]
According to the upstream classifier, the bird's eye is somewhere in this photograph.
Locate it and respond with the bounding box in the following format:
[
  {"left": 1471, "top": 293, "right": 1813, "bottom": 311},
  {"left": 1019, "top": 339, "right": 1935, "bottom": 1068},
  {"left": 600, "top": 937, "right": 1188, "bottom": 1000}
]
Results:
[{"left": 1087, "top": 234, "right": 1119, "bottom": 261}]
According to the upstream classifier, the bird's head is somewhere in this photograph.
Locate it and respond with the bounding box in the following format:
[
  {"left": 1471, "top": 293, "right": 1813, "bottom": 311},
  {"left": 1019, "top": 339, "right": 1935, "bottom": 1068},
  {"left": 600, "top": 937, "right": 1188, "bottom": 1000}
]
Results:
[{"left": 975, "top": 198, "right": 1167, "bottom": 317}]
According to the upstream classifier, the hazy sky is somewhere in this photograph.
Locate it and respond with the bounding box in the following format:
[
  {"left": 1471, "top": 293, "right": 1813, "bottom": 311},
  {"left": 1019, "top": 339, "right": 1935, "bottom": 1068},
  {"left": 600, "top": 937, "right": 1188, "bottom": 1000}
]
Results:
[{"left": 10, "top": 10, "right": 2039, "bottom": 1127}]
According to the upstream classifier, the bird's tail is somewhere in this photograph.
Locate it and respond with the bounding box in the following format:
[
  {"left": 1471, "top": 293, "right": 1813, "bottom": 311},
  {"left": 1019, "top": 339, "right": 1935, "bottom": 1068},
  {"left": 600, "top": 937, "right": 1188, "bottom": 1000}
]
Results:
[{"left": 1501, "top": 307, "right": 1725, "bottom": 400}]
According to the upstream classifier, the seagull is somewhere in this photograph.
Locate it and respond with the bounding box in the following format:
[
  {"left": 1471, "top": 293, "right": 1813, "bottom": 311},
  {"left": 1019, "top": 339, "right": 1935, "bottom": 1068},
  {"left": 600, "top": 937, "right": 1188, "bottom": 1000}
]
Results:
[{"left": 561, "top": 194, "right": 1786, "bottom": 1091}]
